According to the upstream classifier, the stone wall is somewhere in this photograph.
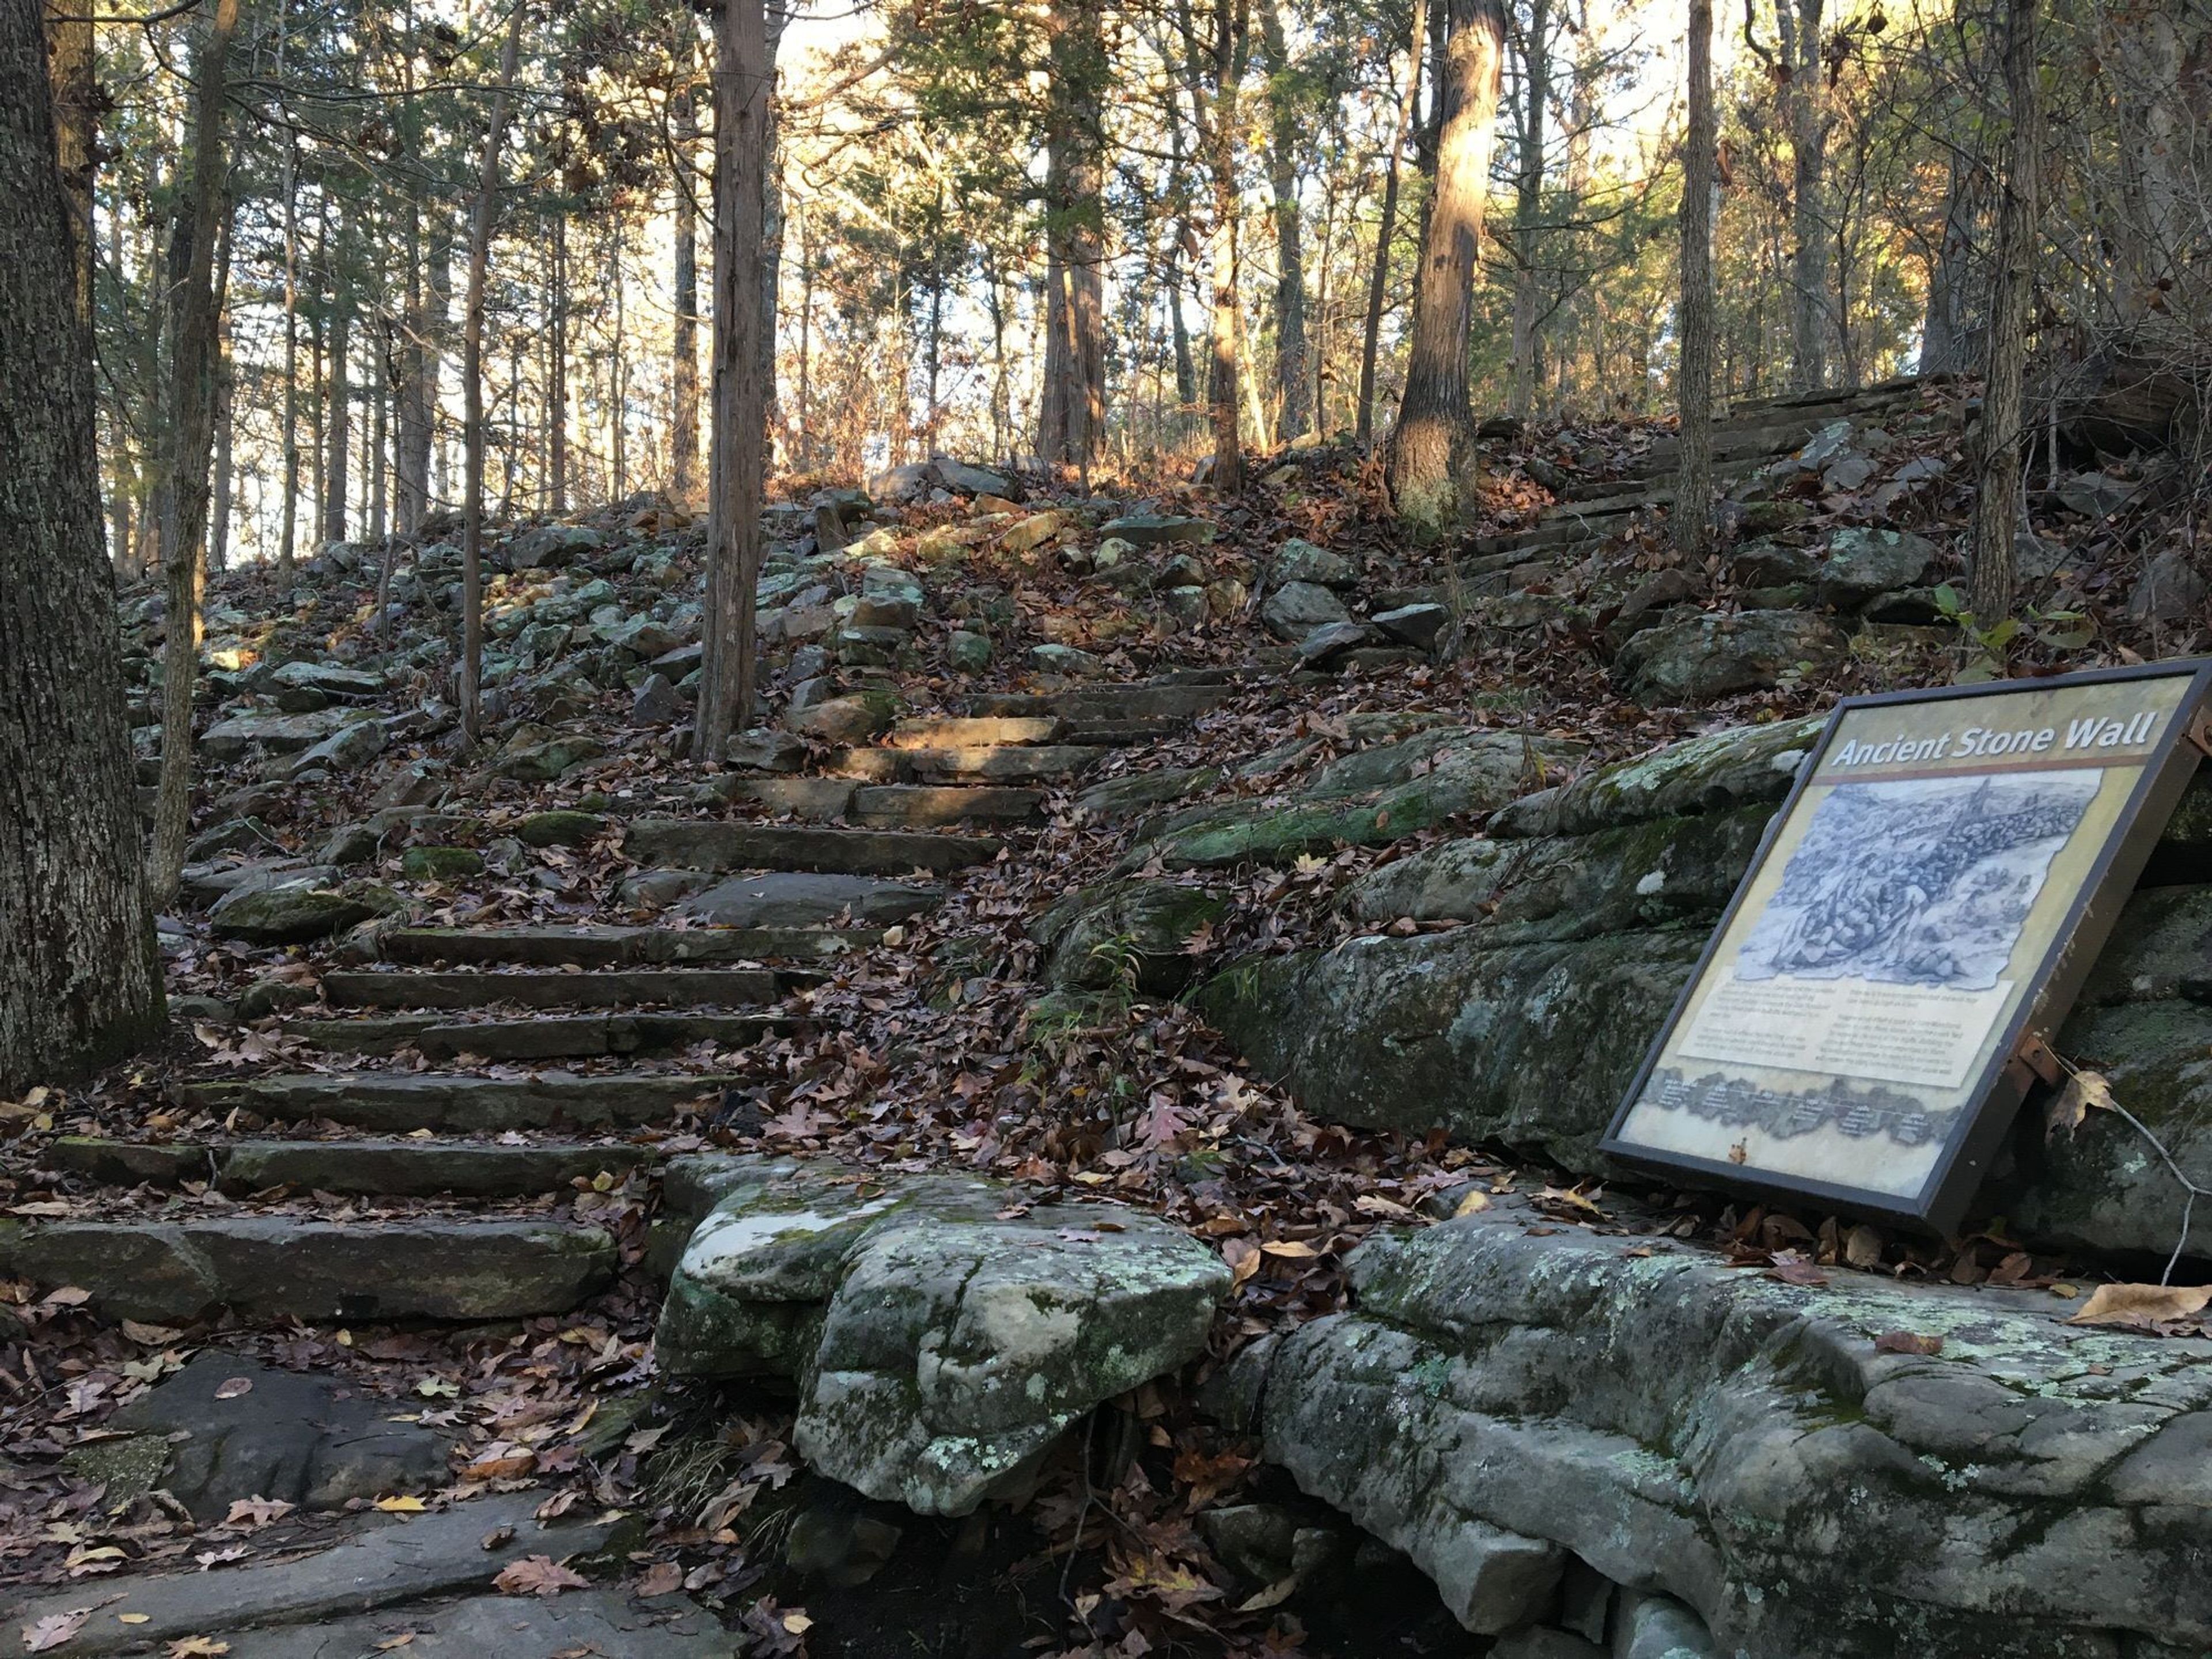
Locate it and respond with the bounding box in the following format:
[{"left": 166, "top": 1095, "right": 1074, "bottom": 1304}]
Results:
[{"left": 1194, "top": 718, "right": 2212, "bottom": 1260}]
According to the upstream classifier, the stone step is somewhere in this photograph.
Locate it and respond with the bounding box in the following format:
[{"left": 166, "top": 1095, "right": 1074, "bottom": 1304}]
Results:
[
  {"left": 285, "top": 1010, "right": 788, "bottom": 1059},
  {"left": 886, "top": 714, "right": 1065, "bottom": 748},
  {"left": 0, "top": 1214, "right": 615, "bottom": 1322},
  {"left": 381, "top": 923, "right": 876, "bottom": 966},
  {"left": 625, "top": 817, "right": 1000, "bottom": 876},
  {"left": 730, "top": 776, "right": 1045, "bottom": 825},
  {"left": 959, "top": 683, "right": 1230, "bottom": 721},
  {"left": 321, "top": 967, "right": 802, "bottom": 1011},
  {"left": 180, "top": 1070, "right": 733, "bottom": 1132},
  {"left": 827, "top": 744, "right": 1106, "bottom": 784},
  {"left": 45, "top": 1134, "right": 657, "bottom": 1198}
]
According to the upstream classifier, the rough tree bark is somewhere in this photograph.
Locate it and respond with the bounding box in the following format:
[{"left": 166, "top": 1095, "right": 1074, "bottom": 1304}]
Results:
[
  {"left": 1202, "top": 0, "right": 1249, "bottom": 491},
  {"left": 460, "top": 6, "right": 524, "bottom": 746},
  {"left": 321, "top": 288, "right": 350, "bottom": 544},
  {"left": 43, "top": 0, "right": 95, "bottom": 316},
  {"left": 1258, "top": 0, "right": 1309, "bottom": 440},
  {"left": 1675, "top": 0, "right": 1717, "bottom": 558},
  {"left": 146, "top": 0, "right": 239, "bottom": 908},
  {"left": 694, "top": 0, "right": 772, "bottom": 761},
  {"left": 547, "top": 211, "right": 567, "bottom": 513},
  {"left": 1385, "top": 0, "right": 1504, "bottom": 538},
  {"left": 1357, "top": 0, "right": 1427, "bottom": 443},
  {"left": 1968, "top": 0, "right": 2040, "bottom": 623},
  {"left": 1776, "top": 0, "right": 1828, "bottom": 391},
  {"left": 1037, "top": 0, "right": 1107, "bottom": 472},
  {"left": 1, "top": 0, "right": 163, "bottom": 1091},
  {"left": 395, "top": 211, "right": 449, "bottom": 537},
  {"left": 670, "top": 7, "right": 700, "bottom": 501}
]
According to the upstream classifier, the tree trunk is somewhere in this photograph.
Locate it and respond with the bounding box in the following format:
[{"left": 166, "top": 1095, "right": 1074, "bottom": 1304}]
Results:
[
  {"left": 671, "top": 9, "right": 700, "bottom": 502},
  {"left": 278, "top": 24, "right": 300, "bottom": 575},
  {"left": 2, "top": 0, "right": 162, "bottom": 1090},
  {"left": 1257, "top": 0, "right": 1309, "bottom": 440},
  {"left": 1384, "top": 0, "right": 1503, "bottom": 537},
  {"left": 1037, "top": 0, "right": 1107, "bottom": 471},
  {"left": 1673, "top": 0, "right": 1716, "bottom": 558},
  {"left": 209, "top": 202, "right": 236, "bottom": 573},
  {"left": 322, "top": 296, "right": 350, "bottom": 545},
  {"left": 460, "top": 7, "right": 524, "bottom": 745},
  {"left": 1508, "top": 0, "right": 1548, "bottom": 416},
  {"left": 694, "top": 0, "right": 772, "bottom": 761},
  {"left": 43, "top": 0, "right": 95, "bottom": 317},
  {"left": 1358, "top": 0, "right": 1427, "bottom": 443},
  {"left": 1968, "top": 0, "right": 2040, "bottom": 623},
  {"left": 145, "top": 0, "right": 238, "bottom": 908},
  {"left": 369, "top": 319, "right": 389, "bottom": 545},
  {"left": 1774, "top": 0, "right": 1828, "bottom": 392},
  {"left": 548, "top": 212, "right": 567, "bottom": 514},
  {"left": 1198, "top": 0, "right": 1250, "bottom": 492},
  {"left": 1921, "top": 146, "right": 1982, "bottom": 375}
]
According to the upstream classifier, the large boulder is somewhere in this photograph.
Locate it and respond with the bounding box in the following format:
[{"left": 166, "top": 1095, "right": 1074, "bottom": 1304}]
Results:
[
  {"left": 209, "top": 877, "right": 406, "bottom": 944},
  {"left": 1815, "top": 527, "right": 1941, "bottom": 609},
  {"left": 1234, "top": 1196, "right": 2212, "bottom": 1658},
  {"left": 675, "top": 872, "right": 944, "bottom": 929},
  {"left": 657, "top": 1157, "right": 1229, "bottom": 1516},
  {"left": 1034, "top": 877, "right": 1229, "bottom": 994},
  {"left": 509, "top": 524, "right": 605, "bottom": 571},
  {"left": 1614, "top": 609, "right": 1847, "bottom": 702},
  {"left": 1261, "top": 581, "right": 1351, "bottom": 640}
]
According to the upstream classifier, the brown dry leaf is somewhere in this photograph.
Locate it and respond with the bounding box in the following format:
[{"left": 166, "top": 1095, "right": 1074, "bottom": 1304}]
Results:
[
  {"left": 120, "top": 1319, "right": 181, "bottom": 1346},
  {"left": 373, "top": 1638, "right": 416, "bottom": 1651},
  {"left": 373, "top": 1496, "right": 427, "bottom": 1514},
  {"left": 168, "top": 1641, "right": 231, "bottom": 1658},
  {"left": 637, "top": 1561, "right": 684, "bottom": 1598},
  {"left": 212, "top": 1377, "right": 253, "bottom": 1401},
  {"left": 22, "top": 1611, "right": 89, "bottom": 1653},
  {"left": 1766, "top": 1252, "right": 1829, "bottom": 1287},
  {"left": 1257, "top": 1238, "right": 1321, "bottom": 1260},
  {"left": 1452, "top": 1189, "right": 1491, "bottom": 1217},
  {"left": 494, "top": 1555, "right": 589, "bottom": 1598},
  {"left": 1236, "top": 1577, "right": 1301, "bottom": 1612},
  {"left": 219, "top": 1497, "right": 294, "bottom": 1531},
  {"left": 1843, "top": 1225, "right": 1883, "bottom": 1270},
  {"left": 1873, "top": 1331, "right": 1944, "bottom": 1356},
  {"left": 2046, "top": 1069, "right": 2118, "bottom": 1141},
  {"left": 2066, "top": 1282, "right": 2212, "bottom": 1328}
]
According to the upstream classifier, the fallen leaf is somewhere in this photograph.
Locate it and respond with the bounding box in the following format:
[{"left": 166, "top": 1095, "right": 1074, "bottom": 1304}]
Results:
[
  {"left": 168, "top": 1641, "right": 230, "bottom": 1658},
  {"left": 494, "top": 1555, "right": 589, "bottom": 1598},
  {"left": 1237, "top": 1577, "right": 1301, "bottom": 1612},
  {"left": 1873, "top": 1331, "right": 1944, "bottom": 1356},
  {"left": 1452, "top": 1189, "right": 1491, "bottom": 1217},
  {"left": 2066, "top": 1282, "right": 2212, "bottom": 1328},
  {"left": 637, "top": 1561, "right": 684, "bottom": 1597},
  {"left": 213, "top": 1377, "right": 253, "bottom": 1401},
  {"left": 2047, "top": 1069, "right": 2118, "bottom": 1141},
  {"left": 1843, "top": 1225, "right": 1883, "bottom": 1270},
  {"left": 1767, "top": 1251, "right": 1828, "bottom": 1287},
  {"left": 373, "top": 1496, "right": 427, "bottom": 1514},
  {"left": 23, "top": 1611, "right": 89, "bottom": 1652}
]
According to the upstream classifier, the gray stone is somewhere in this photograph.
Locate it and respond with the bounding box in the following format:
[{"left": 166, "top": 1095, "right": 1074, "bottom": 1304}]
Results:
[
  {"left": 1373, "top": 603, "right": 1451, "bottom": 650},
  {"left": 1795, "top": 418, "right": 1856, "bottom": 469},
  {"left": 1728, "top": 540, "right": 1820, "bottom": 588},
  {"left": 209, "top": 878, "right": 406, "bottom": 944},
  {"left": 186, "top": 817, "right": 281, "bottom": 862},
  {"left": 946, "top": 630, "right": 993, "bottom": 673},
  {"left": 1270, "top": 538, "right": 1354, "bottom": 589},
  {"left": 1161, "top": 584, "right": 1211, "bottom": 628},
  {"left": 509, "top": 523, "right": 607, "bottom": 569},
  {"left": 1296, "top": 620, "right": 1380, "bottom": 665},
  {"left": 201, "top": 710, "right": 357, "bottom": 761},
  {"left": 676, "top": 871, "right": 944, "bottom": 929},
  {"left": 1071, "top": 766, "right": 1224, "bottom": 825},
  {"left": 494, "top": 728, "right": 605, "bottom": 782},
  {"left": 1031, "top": 643, "right": 1107, "bottom": 677},
  {"left": 789, "top": 692, "right": 898, "bottom": 745},
  {"left": 657, "top": 1156, "right": 1229, "bottom": 1516},
  {"left": 270, "top": 660, "right": 385, "bottom": 700},
  {"left": 1241, "top": 1202, "right": 2212, "bottom": 1659},
  {"left": 285, "top": 717, "right": 387, "bottom": 777},
  {"left": 1494, "top": 1629, "right": 1604, "bottom": 1659},
  {"left": 1491, "top": 715, "right": 1822, "bottom": 840},
  {"left": 1033, "top": 877, "right": 1228, "bottom": 994},
  {"left": 1615, "top": 609, "right": 1847, "bottom": 702},
  {"left": 631, "top": 671, "right": 680, "bottom": 725},
  {"left": 221, "top": 1589, "right": 734, "bottom": 1659},
  {"left": 1101, "top": 513, "right": 1214, "bottom": 546},
  {"left": 1816, "top": 528, "right": 1941, "bottom": 608},
  {"left": 105, "top": 1353, "right": 450, "bottom": 1521},
  {"left": 2128, "top": 550, "right": 2209, "bottom": 623},
  {"left": 1616, "top": 1592, "right": 1719, "bottom": 1659},
  {"left": 1261, "top": 581, "right": 1350, "bottom": 640},
  {"left": 933, "top": 458, "right": 1012, "bottom": 498},
  {"left": 0, "top": 1492, "right": 617, "bottom": 1657}
]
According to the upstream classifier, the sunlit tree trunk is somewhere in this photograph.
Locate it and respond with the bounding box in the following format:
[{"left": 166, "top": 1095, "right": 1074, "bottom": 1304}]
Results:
[
  {"left": 43, "top": 0, "right": 94, "bottom": 317},
  {"left": 547, "top": 211, "right": 567, "bottom": 514},
  {"left": 322, "top": 291, "right": 350, "bottom": 544},
  {"left": 1037, "top": 0, "right": 1107, "bottom": 471},
  {"left": 1358, "top": 0, "right": 1427, "bottom": 443},
  {"left": 694, "top": 0, "right": 772, "bottom": 760},
  {"left": 1508, "top": 0, "right": 1548, "bottom": 416},
  {"left": 1385, "top": 0, "right": 1503, "bottom": 537},
  {"left": 1258, "top": 0, "right": 1309, "bottom": 440},
  {"left": 1969, "top": 0, "right": 2040, "bottom": 623},
  {"left": 460, "top": 7, "right": 524, "bottom": 745},
  {"left": 146, "top": 0, "right": 239, "bottom": 907},
  {"left": 1, "top": 0, "right": 163, "bottom": 1090},
  {"left": 1674, "top": 0, "right": 1716, "bottom": 559},
  {"left": 1774, "top": 0, "right": 1828, "bottom": 391},
  {"left": 670, "top": 9, "right": 701, "bottom": 502}
]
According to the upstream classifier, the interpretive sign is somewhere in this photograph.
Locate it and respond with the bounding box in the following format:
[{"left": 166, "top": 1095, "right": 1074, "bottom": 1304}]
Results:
[{"left": 1604, "top": 661, "right": 2212, "bottom": 1230}]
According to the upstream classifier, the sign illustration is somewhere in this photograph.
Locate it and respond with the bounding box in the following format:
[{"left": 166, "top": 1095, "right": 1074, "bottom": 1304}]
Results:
[{"left": 1604, "top": 661, "right": 2212, "bottom": 1230}]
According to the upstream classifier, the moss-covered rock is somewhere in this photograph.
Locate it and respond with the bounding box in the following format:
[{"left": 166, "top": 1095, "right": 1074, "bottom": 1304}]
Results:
[
  {"left": 1033, "top": 877, "right": 1229, "bottom": 994},
  {"left": 657, "top": 1156, "right": 1229, "bottom": 1517},
  {"left": 1615, "top": 608, "right": 1847, "bottom": 702},
  {"left": 208, "top": 878, "right": 408, "bottom": 945},
  {"left": 517, "top": 810, "right": 608, "bottom": 849},
  {"left": 400, "top": 846, "right": 484, "bottom": 881}
]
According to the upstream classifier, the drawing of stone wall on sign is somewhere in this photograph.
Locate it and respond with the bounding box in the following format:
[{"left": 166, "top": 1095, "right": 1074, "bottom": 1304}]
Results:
[{"left": 1736, "top": 771, "right": 2101, "bottom": 993}]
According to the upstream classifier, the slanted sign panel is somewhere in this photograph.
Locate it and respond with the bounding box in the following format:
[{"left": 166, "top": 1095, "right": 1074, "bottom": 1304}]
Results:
[{"left": 1604, "top": 661, "right": 2212, "bottom": 1231}]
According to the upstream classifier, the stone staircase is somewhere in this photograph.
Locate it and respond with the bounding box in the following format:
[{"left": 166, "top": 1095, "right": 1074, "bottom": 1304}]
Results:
[{"left": 16, "top": 672, "right": 1240, "bottom": 1338}]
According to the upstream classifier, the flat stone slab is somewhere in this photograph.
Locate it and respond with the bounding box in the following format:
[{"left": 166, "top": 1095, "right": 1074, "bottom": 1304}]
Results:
[
  {"left": 673, "top": 872, "right": 944, "bottom": 929},
  {"left": 221, "top": 1588, "right": 733, "bottom": 1659},
  {"left": 657, "top": 1155, "right": 1229, "bottom": 1516},
  {"left": 851, "top": 785, "right": 1044, "bottom": 827},
  {"left": 319, "top": 968, "right": 791, "bottom": 1010},
  {"left": 381, "top": 925, "right": 876, "bottom": 967},
  {"left": 887, "top": 715, "right": 1064, "bottom": 748},
  {"left": 961, "top": 684, "right": 1229, "bottom": 722},
  {"left": 180, "top": 1071, "right": 733, "bottom": 1133},
  {"left": 0, "top": 1491, "right": 616, "bottom": 1657},
  {"left": 98, "top": 1353, "right": 450, "bottom": 1520},
  {"left": 1238, "top": 1199, "right": 2212, "bottom": 1659},
  {"left": 47, "top": 1136, "right": 657, "bottom": 1199},
  {"left": 0, "top": 1216, "right": 613, "bottom": 1322},
  {"left": 286, "top": 1012, "right": 787, "bottom": 1059},
  {"left": 624, "top": 819, "right": 1001, "bottom": 877}
]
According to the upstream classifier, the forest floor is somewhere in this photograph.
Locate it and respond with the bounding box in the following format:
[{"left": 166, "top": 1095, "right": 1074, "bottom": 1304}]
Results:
[{"left": 0, "top": 380, "right": 2202, "bottom": 1658}]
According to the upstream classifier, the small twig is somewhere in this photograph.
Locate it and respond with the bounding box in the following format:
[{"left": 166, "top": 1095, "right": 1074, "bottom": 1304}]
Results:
[{"left": 2058, "top": 1055, "right": 2207, "bottom": 1286}]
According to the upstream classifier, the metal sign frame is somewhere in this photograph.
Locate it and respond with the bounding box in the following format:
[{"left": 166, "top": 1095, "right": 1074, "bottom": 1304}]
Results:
[{"left": 1601, "top": 659, "right": 2212, "bottom": 1233}]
